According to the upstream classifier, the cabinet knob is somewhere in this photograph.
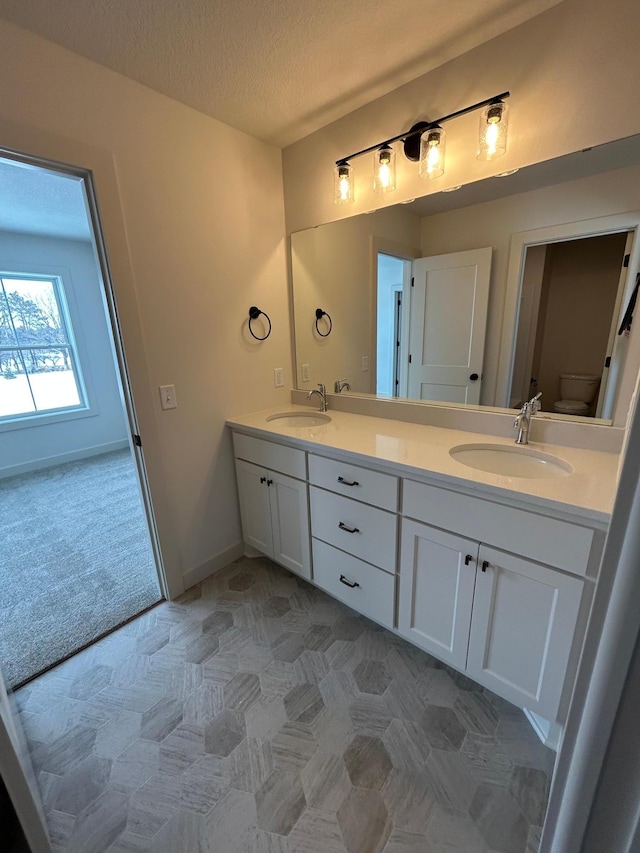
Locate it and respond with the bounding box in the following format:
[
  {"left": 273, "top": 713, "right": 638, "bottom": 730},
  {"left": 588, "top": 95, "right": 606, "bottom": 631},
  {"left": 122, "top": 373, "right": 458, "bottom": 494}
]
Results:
[
  {"left": 260, "top": 476, "right": 266, "bottom": 484},
  {"left": 267, "top": 479, "right": 273, "bottom": 486},
  {"left": 482, "top": 560, "right": 489, "bottom": 572}
]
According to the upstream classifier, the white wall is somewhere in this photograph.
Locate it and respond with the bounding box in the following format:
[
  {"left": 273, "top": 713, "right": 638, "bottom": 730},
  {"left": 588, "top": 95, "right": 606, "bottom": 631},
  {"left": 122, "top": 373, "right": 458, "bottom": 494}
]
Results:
[
  {"left": 0, "top": 19, "right": 291, "bottom": 594},
  {"left": 283, "top": 0, "right": 640, "bottom": 233},
  {"left": 291, "top": 206, "right": 420, "bottom": 394},
  {"left": 0, "top": 231, "right": 128, "bottom": 477}
]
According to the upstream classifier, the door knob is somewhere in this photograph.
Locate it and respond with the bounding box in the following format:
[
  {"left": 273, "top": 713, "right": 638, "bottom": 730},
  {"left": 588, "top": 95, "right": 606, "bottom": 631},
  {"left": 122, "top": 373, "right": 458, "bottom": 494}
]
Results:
[{"left": 469, "top": 373, "right": 479, "bottom": 381}]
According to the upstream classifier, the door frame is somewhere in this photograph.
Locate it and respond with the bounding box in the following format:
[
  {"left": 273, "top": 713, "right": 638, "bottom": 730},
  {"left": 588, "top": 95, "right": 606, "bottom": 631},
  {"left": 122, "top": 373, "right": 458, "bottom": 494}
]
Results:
[
  {"left": 497, "top": 212, "right": 640, "bottom": 426},
  {"left": 370, "top": 236, "right": 420, "bottom": 397},
  {"left": 0, "top": 119, "right": 181, "bottom": 598}
]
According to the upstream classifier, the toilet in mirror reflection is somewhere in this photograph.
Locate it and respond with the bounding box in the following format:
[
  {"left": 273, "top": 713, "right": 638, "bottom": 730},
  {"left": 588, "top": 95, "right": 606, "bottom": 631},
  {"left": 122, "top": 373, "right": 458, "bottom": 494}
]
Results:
[{"left": 553, "top": 373, "right": 601, "bottom": 416}]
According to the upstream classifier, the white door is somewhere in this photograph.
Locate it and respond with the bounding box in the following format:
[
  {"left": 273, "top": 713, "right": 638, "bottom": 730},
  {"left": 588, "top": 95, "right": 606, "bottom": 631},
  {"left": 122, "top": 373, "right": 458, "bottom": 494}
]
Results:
[
  {"left": 269, "top": 471, "right": 311, "bottom": 580},
  {"left": 235, "top": 459, "right": 274, "bottom": 558},
  {"left": 407, "top": 247, "right": 492, "bottom": 404},
  {"left": 0, "top": 673, "right": 51, "bottom": 852},
  {"left": 467, "top": 546, "right": 583, "bottom": 720},
  {"left": 398, "top": 520, "right": 478, "bottom": 671}
]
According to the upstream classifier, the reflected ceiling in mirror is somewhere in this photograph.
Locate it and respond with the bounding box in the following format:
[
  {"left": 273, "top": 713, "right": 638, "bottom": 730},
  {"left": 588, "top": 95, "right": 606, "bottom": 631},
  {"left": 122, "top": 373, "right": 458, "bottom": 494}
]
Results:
[{"left": 290, "top": 135, "right": 640, "bottom": 423}]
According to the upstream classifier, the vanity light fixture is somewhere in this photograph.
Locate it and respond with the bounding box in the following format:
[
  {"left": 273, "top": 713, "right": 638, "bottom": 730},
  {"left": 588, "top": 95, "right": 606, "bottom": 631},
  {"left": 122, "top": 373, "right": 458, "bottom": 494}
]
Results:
[
  {"left": 477, "top": 100, "right": 510, "bottom": 161},
  {"left": 419, "top": 126, "right": 446, "bottom": 179},
  {"left": 442, "top": 185, "right": 462, "bottom": 192},
  {"left": 334, "top": 92, "right": 510, "bottom": 203},
  {"left": 373, "top": 145, "right": 396, "bottom": 193},
  {"left": 335, "top": 161, "right": 354, "bottom": 205}
]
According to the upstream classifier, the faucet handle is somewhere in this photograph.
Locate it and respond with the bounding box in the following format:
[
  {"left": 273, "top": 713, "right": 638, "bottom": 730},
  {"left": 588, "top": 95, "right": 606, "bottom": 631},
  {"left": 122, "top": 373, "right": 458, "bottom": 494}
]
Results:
[{"left": 529, "top": 391, "right": 542, "bottom": 414}]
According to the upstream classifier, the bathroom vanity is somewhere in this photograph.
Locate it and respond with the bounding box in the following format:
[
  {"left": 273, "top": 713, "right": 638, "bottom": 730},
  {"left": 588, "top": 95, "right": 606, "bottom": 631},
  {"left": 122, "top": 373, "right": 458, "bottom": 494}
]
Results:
[{"left": 227, "top": 405, "right": 618, "bottom": 744}]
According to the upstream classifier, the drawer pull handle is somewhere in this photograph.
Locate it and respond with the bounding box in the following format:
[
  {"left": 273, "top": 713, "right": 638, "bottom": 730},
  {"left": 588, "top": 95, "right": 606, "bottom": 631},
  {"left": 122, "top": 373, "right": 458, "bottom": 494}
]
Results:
[
  {"left": 338, "top": 522, "right": 360, "bottom": 534},
  {"left": 337, "top": 476, "right": 360, "bottom": 487},
  {"left": 267, "top": 479, "right": 273, "bottom": 486},
  {"left": 340, "top": 575, "right": 360, "bottom": 589},
  {"left": 482, "top": 560, "right": 489, "bottom": 572},
  {"left": 464, "top": 554, "right": 473, "bottom": 565},
  {"left": 260, "top": 477, "right": 266, "bottom": 484}
]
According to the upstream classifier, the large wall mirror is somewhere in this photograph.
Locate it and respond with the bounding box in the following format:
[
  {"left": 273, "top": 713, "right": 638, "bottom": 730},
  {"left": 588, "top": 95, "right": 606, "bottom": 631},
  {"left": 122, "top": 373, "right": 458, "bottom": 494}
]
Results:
[{"left": 290, "top": 135, "right": 640, "bottom": 425}]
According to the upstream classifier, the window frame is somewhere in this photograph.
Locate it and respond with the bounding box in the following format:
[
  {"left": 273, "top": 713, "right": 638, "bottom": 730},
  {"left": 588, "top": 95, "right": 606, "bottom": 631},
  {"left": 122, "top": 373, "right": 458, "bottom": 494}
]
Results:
[{"left": 0, "top": 267, "right": 97, "bottom": 431}]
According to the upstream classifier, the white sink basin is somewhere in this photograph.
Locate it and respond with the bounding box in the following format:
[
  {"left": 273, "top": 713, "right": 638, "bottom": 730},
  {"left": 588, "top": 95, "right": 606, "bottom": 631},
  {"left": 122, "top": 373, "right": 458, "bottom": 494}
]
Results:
[
  {"left": 449, "top": 443, "right": 573, "bottom": 479},
  {"left": 266, "top": 411, "right": 332, "bottom": 427}
]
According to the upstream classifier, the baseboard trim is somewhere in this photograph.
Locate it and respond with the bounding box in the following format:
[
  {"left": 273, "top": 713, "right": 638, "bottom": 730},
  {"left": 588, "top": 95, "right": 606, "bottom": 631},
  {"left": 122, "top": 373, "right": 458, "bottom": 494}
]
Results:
[
  {"left": 524, "top": 708, "right": 561, "bottom": 751},
  {"left": 0, "top": 439, "right": 130, "bottom": 479},
  {"left": 182, "top": 542, "right": 245, "bottom": 591}
]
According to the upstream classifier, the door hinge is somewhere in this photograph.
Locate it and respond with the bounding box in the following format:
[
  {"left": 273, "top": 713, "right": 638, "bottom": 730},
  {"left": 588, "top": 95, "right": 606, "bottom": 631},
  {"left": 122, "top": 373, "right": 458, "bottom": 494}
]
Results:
[
  {"left": 133, "top": 434, "right": 142, "bottom": 447},
  {"left": 605, "top": 355, "right": 611, "bottom": 368},
  {"left": 408, "top": 354, "right": 412, "bottom": 364},
  {"left": 411, "top": 277, "right": 414, "bottom": 287},
  {"left": 624, "top": 253, "right": 630, "bottom": 268}
]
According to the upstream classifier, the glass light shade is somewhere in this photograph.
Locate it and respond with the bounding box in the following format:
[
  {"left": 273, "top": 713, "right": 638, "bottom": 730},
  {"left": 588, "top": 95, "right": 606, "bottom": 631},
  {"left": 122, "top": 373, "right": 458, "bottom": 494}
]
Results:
[
  {"left": 373, "top": 146, "right": 396, "bottom": 193},
  {"left": 334, "top": 163, "right": 354, "bottom": 204},
  {"left": 419, "top": 127, "right": 446, "bottom": 179},
  {"left": 477, "top": 101, "right": 509, "bottom": 160}
]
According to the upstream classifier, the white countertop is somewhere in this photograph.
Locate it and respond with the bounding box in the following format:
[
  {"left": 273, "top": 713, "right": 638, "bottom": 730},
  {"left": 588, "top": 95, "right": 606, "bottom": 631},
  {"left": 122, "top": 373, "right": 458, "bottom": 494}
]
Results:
[{"left": 227, "top": 405, "right": 620, "bottom": 526}]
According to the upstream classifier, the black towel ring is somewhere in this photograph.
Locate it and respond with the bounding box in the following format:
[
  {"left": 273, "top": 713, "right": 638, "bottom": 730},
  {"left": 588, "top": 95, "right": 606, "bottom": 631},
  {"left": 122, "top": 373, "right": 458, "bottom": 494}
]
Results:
[
  {"left": 248, "top": 306, "right": 272, "bottom": 341},
  {"left": 315, "top": 308, "right": 333, "bottom": 337}
]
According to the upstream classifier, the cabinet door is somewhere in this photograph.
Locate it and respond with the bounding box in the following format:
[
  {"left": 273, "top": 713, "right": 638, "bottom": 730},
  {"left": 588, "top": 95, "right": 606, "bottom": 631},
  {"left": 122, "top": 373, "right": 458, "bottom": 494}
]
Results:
[
  {"left": 235, "top": 459, "right": 274, "bottom": 558},
  {"left": 269, "top": 471, "right": 311, "bottom": 580},
  {"left": 467, "top": 546, "right": 583, "bottom": 720},
  {"left": 398, "top": 520, "right": 478, "bottom": 671}
]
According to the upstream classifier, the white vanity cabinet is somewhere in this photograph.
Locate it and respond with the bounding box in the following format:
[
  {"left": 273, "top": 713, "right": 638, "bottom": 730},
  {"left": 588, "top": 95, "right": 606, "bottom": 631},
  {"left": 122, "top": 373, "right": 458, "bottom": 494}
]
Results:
[
  {"left": 233, "top": 433, "right": 311, "bottom": 580},
  {"left": 399, "top": 480, "right": 591, "bottom": 721},
  {"left": 308, "top": 453, "right": 399, "bottom": 629}
]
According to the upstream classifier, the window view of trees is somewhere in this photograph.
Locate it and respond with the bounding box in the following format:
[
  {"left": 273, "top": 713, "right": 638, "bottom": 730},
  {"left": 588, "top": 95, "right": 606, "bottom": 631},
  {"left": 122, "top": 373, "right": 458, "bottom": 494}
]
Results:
[{"left": 0, "top": 276, "right": 83, "bottom": 418}]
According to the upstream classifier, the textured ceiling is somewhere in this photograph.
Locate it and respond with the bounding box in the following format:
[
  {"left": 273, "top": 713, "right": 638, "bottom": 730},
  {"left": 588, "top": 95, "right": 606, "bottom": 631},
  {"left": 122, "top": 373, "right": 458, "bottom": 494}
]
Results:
[{"left": 0, "top": 0, "right": 563, "bottom": 147}]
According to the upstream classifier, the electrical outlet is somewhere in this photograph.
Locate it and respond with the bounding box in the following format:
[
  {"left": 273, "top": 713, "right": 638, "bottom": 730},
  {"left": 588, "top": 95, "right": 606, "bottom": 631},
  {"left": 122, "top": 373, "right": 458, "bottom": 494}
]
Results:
[
  {"left": 274, "top": 367, "right": 284, "bottom": 388},
  {"left": 302, "top": 363, "right": 310, "bottom": 382},
  {"left": 159, "top": 384, "right": 177, "bottom": 410},
  {"left": 361, "top": 355, "right": 369, "bottom": 371}
]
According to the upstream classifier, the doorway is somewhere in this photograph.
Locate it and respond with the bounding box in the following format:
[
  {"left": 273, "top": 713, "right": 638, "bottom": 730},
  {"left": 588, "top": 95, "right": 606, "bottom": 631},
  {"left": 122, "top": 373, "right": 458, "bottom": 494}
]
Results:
[
  {"left": 0, "top": 154, "right": 164, "bottom": 688},
  {"left": 509, "top": 231, "right": 632, "bottom": 416}
]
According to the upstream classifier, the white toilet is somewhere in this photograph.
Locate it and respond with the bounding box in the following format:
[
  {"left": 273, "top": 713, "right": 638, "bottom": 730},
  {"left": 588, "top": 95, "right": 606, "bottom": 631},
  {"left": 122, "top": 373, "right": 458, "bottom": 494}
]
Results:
[{"left": 553, "top": 373, "right": 601, "bottom": 416}]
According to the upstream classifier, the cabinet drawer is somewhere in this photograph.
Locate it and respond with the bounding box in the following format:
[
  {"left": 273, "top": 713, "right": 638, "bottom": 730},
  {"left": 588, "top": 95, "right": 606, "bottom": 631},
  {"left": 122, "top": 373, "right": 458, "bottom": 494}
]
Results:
[
  {"left": 402, "top": 479, "right": 593, "bottom": 576},
  {"left": 312, "top": 539, "right": 395, "bottom": 629},
  {"left": 233, "top": 432, "right": 306, "bottom": 480},
  {"left": 308, "top": 454, "right": 398, "bottom": 511},
  {"left": 310, "top": 486, "right": 397, "bottom": 573}
]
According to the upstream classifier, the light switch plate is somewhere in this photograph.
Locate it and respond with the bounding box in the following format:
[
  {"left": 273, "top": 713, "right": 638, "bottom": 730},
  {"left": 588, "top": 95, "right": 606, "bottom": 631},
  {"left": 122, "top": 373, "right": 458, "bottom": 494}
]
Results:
[
  {"left": 302, "top": 363, "right": 310, "bottom": 382},
  {"left": 159, "top": 384, "right": 177, "bottom": 410},
  {"left": 274, "top": 367, "right": 284, "bottom": 388},
  {"left": 361, "top": 356, "right": 369, "bottom": 371}
]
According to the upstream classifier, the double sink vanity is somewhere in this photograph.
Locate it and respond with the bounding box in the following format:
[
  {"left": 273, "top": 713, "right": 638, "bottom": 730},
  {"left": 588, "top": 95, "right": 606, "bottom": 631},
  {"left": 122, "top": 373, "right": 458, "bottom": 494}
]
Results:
[{"left": 227, "top": 404, "right": 619, "bottom": 746}]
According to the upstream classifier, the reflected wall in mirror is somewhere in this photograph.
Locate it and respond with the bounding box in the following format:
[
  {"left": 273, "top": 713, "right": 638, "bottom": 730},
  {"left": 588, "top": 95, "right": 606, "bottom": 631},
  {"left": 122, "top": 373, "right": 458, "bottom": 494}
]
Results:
[{"left": 290, "top": 135, "right": 640, "bottom": 423}]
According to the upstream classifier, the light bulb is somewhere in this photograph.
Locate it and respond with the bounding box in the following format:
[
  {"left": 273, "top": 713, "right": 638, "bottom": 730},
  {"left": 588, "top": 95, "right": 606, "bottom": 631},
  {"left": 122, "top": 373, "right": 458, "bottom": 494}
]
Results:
[
  {"left": 334, "top": 163, "right": 354, "bottom": 204},
  {"left": 477, "top": 101, "right": 509, "bottom": 161},
  {"left": 373, "top": 146, "right": 396, "bottom": 193},
  {"left": 419, "top": 126, "right": 445, "bottom": 179}
]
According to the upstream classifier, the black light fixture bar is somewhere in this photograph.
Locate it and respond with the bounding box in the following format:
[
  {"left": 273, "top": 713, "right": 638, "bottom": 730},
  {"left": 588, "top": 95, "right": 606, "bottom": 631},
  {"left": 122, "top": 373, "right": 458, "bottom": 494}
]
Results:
[{"left": 335, "top": 91, "right": 510, "bottom": 166}]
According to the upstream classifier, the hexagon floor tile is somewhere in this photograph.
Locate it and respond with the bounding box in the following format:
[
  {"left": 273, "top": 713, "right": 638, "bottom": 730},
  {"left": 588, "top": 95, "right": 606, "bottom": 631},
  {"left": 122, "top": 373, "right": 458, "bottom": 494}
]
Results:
[{"left": 13, "top": 556, "right": 556, "bottom": 853}]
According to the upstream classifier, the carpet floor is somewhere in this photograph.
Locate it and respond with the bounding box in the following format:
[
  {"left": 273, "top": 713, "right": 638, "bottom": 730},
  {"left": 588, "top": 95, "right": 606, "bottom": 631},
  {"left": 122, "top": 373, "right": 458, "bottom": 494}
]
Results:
[{"left": 0, "top": 449, "right": 161, "bottom": 689}]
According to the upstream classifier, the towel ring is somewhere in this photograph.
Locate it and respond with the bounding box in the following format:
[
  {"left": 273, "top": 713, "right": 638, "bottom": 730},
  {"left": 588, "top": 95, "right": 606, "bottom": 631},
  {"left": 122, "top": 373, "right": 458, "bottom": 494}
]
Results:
[
  {"left": 315, "top": 308, "right": 333, "bottom": 337},
  {"left": 248, "top": 306, "right": 272, "bottom": 341}
]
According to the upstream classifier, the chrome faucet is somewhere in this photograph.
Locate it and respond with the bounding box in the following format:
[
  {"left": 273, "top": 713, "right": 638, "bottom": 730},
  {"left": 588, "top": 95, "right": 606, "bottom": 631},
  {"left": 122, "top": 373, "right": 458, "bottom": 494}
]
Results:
[
  {"left": 514, "top": 392, "right": 542, "bottom": 445},
  {"left": 308, "top": 383, "right": 327, "bottom": 412},
  {"left": 334, "top": 378, "right": 351, "bottom": 393}
]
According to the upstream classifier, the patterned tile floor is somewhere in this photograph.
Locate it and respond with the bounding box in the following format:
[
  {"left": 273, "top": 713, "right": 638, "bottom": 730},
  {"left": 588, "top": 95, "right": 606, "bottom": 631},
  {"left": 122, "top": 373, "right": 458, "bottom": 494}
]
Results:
[{"left": 14, "top": 556, "right": 555, "bottom": 853}]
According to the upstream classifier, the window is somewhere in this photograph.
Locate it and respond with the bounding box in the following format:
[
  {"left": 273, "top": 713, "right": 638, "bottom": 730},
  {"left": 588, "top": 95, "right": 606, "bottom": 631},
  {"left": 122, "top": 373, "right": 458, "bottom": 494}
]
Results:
[{"left": 0, "top": 274, "right": 87, "bottom": 421}]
